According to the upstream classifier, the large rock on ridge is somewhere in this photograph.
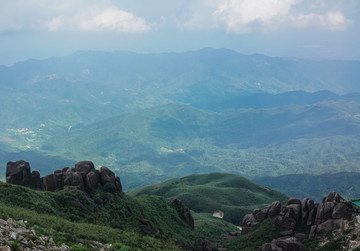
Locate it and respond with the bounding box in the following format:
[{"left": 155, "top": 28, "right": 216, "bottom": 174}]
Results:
[{"left": 6, "top": 160, "right": 122, "bottom": 193}]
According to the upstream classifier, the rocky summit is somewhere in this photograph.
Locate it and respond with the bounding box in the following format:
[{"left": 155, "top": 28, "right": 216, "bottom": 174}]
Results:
[
  {"left": 6, "top": 160, "right": 122, "bottom": 193},
  {"left": 242, "top": 191, "right": 360, "bottom": 251}
]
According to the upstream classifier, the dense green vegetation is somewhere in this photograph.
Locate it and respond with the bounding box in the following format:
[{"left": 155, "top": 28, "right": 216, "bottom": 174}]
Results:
[
  {"left": 0, "top": 181, "right": 242, "bottom": 250},
  {"left": 253, "top": 172, "right": 360, "bottom": 202},
  {"left": 223, "top": 218, "right": 280, "bottom": 250},
  {"left": 2, "top": 97, "right": 360, "bottom": 189},
  {"left": 128, "top": 173, "right": 288, "bottom": 225}
]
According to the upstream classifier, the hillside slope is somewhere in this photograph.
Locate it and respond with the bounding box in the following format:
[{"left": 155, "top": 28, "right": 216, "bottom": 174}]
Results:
[
  {"left": 52, "top": 100, "right": 360, "bottom": 188},
  {"left": 2, "top": 97, "right": 360, "bottom": 189},
  {"left": 128, "top": 173, "right": 289, "bottom": 225}
]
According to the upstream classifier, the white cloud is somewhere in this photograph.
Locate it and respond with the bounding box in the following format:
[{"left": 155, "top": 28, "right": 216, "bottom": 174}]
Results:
[
  {"left": 178, "top": 0, "right": 350, "bottom": 33},
  {"left": 292, "top": 11, "right": 347, "bottom": 31},
  {"left": 46, "top": 18, "right": 62, "bottom": 31},
  {"left": 213, "top": 0, "right": 299, "bottom": 33},
  {"left": 77, "top": 6, "right": 151, "bottom": 33},
  {"left": 324, "top": 11, "right": 347, "bottom": 30},
  {"left": 0, "top": 0, "right": 151, "bottom": 33},
  {"left": 0, "top": 0, "right": 352, "bottom": 34}
]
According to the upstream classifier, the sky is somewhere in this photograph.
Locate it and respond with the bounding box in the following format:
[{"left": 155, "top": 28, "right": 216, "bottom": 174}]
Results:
[{"left": 0, "top": 0, "right": 359, "bottom": 66}]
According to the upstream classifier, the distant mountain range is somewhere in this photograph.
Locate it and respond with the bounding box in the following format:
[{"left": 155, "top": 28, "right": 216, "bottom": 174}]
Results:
[
  {"left": 2, "top": 97, "right": 360, "bottom": 189},
  {"left": 253, "top": 172, "right": 360, "bottom": 202},
  {"left": 1, "top": 48, "right": 360, "bottom": 129},
  {"left": 1, "top": 48, "right": 360, "bottom": 190}
]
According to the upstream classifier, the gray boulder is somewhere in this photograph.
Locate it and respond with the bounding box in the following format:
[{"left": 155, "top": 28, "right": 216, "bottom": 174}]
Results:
[
  {"left": 315, "top": 219, "right": 335, "bottom": 236},
  {"left": 332, "top": 202, "right": 352, "bottom": 219},
  {"left": 85, "top": 170, "right": 101, "bottom": 192},
  {"left": 268, "top": 201, "right": 282, "bottom": 217},
  {"left": 30, "top": 171, "right": 42, "bottom": 189},
  {"left": 242, "top": 214, "right": 259, "bottom": 235},
  {"left": 64, "top": 171, "right": 84, "bottom": 191},
  {"left": 43, "top": 174, "right": 57, "bottom": 192},
  {"left": 194, "top": 238, "right": 219, "bottom": 251},
  {"left": 306, "top": 199, "right": 315, "bottom": 212},
  {"left": 301, "top": 198, "right": 309, "bottom": 224},
  {"left": 288, "top": 198, "right": 301, "bottom": 205},
  {"left": 6, "top": 160, "right": 31, "bottom": 186},
  {"left": 307, "top": 207, "right": 317, "bottom": 226},
  {"left": 100, "top": 166, "right": 116, "bottom": 186},
  {"left": 75, "top": 161, "right": 95, "bottom": 178},
  {"left": 254, "top": 207, "right": 269, "bottom": 221},
  {"left": 287, "top": 204, "right": 301, "bottom": 222},
  {"left": 115, "top": 176, "right": 122, "bottom": 193}
]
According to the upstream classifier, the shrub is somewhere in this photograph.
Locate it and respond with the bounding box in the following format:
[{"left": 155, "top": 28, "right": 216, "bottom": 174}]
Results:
[{"left": 103, "top": 183, "right": 116, "bottom": 193}]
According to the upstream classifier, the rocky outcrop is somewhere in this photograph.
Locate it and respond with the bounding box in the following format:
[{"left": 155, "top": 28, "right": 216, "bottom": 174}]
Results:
[
  {"left": 257, "top": 236, "right": 307, "bottom": 251},
  {"left": 170, "top": 199, "right": 195, "bottom": 229},
  {"left": 6, "top": 160, "right": 42, "bottom": 189},
  {"left": 242, "top": 191, "right": 354, "bottom": 251},
  {"left": 6, "top": 160, "right": 122, "bottom": 193},
  {"left": 0, "top": 217, "right": 70, "bottom": 251},
  {"left": 0, "top": 218, "right": 114, "bottom": 251},
  {"left": 242, "top": 191, "right": 353, "bottom": 239},
  {"left": 193, "top": 238, "right": 220, "bottom": 251}
]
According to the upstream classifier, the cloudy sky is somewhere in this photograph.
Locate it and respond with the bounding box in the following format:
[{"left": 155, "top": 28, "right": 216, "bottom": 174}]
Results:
[{"left": 0, "top": 0, "right": 359, "bottom": 65}]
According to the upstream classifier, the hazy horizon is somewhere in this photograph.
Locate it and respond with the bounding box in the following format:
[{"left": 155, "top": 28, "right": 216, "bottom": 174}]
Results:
[{"left": 1, "top": 0, "right": 359, "bottom": 66}]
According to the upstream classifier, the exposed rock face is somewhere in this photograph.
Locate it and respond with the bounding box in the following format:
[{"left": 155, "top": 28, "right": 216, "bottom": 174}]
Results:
[
  {"left": 242, "top": 191, "right": 354, "bottom": 250},
  {"left": 75, "top": 161, "right": 95, "bottom": 179},
  {"left": 170, "top": 199, "right": 195, "bottom": 229},
  {"left": 257, "top": 236, "right": 307, "bottom": 251},
  {"left": 0, "top": 217, "right": 114, "bottom": 251},
  {"left": 43, "top": 174, "right": 57, "bottom": 192},
  {"left": 241, "top": 213, "right": 259, "bottom": 235},
  {"left": 6, "top": 160, "right": 122, "bottom": 194},
  {"left": 0, "top": 217, "right": 71, "bottom": 251},
  {"left": 6, "top": 160, "right": 32, "bottom": 187},
  {"left": 85, "top": 170, "right": 101, "bottom": 192},
  {"left": 193, "top": 238, "right": 219, "bottom": 251},
  {"left": 64, "top": 170, "right": 84, "bottom": 190}
]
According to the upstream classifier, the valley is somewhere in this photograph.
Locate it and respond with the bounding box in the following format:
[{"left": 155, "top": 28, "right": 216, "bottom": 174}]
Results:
[
  {"left": 0, "top": 48, "right": 360, "bottom": 250},
  {"left": 1, "top": 49, "right": 360, "bottom": 192}
]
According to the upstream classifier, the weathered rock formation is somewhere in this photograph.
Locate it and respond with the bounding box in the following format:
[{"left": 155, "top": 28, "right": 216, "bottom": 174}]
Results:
[
  {"left": 241, "top": 191, "right": 355, "bottom": 251},
  {"left": 170, "top": 198, "right": 195, "bottom": 229},
  {"left": 6, "top": 160, "right": 122, "bottom": 193},
  {"left": 0, "top": 217, "right": 70, "bottom": 251},
  {"left": 257, "top": 236, "right": 307, "bottom": 251},
  {"left": 0, "top": 217, "right": 114, "bottom": 251}
]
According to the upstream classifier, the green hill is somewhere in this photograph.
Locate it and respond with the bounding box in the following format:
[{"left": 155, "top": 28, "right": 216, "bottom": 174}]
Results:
[
  {"left": 2, "top": 98, "right": 360, "bottom": 189},
  {"left": 0, "top": 179, "right": 240, "bottom": 250},
  {"left": 128, "top": 173, "right": 289, "bottom": 225}
]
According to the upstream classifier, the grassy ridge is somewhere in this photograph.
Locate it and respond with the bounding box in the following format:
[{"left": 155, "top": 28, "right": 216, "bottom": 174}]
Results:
[
  {"left": 128, "top": 173, "right": 288, "bottom": 225},
  {"left": 0, "top": 181, "right": 241, "bottom": 249},
  {"left": 0, "top": 181, "right": 190, "bottom": 249},
  {"left": 0, "top": 203, "right": 178, "bottom": 250}
]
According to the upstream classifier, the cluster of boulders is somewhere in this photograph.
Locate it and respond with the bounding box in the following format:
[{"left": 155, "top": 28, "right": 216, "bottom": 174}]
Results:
[
  {"left": 0, "top": 217, "right": 70, "bottom": 251},
  {"left": 0, "top": 218, "right": 115, "bottom": 251},
  {"left": 242, "top": 191, "right": 354, "bottom": 251},
  {"left": 6, "top": 160, "right": 122, "bottom": 193}
]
